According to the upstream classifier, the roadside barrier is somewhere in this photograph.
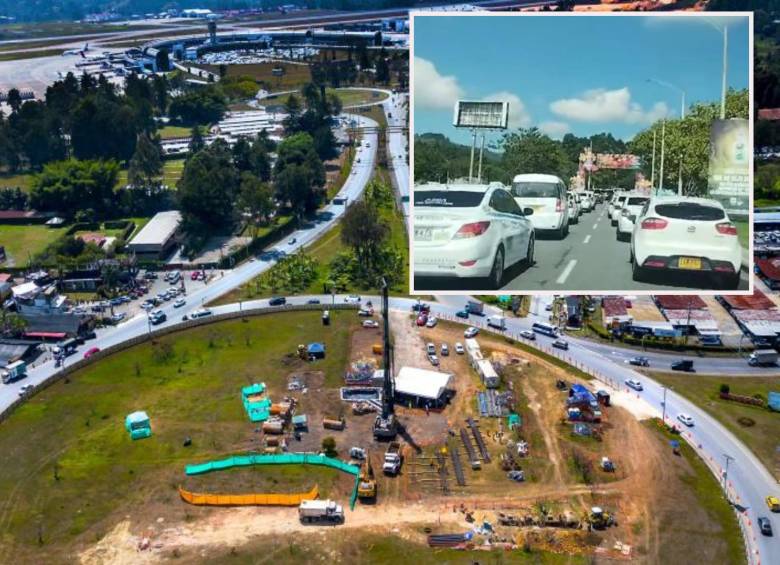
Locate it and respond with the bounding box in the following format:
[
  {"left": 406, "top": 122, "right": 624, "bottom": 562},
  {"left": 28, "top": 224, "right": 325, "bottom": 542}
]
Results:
[{"left": 178, "top": 484, "right": 318, "bottom": 507}]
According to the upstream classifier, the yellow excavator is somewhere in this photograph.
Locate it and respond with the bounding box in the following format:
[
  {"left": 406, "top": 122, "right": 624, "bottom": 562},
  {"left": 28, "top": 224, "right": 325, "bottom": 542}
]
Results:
[{"left": 357, "top": 454, "right": 377, "bottom": 501}]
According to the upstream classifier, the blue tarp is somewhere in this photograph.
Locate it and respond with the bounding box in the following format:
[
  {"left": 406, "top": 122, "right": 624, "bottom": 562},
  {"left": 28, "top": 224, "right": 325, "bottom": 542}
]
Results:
[{"left": 769, "top": 391, "right": 780, "bottom": 412}]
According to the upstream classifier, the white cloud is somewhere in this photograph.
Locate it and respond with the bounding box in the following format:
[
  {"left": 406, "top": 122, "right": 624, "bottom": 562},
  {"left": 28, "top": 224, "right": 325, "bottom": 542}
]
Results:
[
  {"left": 549, "top": 87, "right": 669, "bottom": 124},
  {"left": 481, "top": 91, "right": 532, "bottom": 130},
  {"left": 538, "top": 121, "right": 570, "bottom": 139},
  {"left": 413, "top": 56, "right": 464, "bottom": 110}
]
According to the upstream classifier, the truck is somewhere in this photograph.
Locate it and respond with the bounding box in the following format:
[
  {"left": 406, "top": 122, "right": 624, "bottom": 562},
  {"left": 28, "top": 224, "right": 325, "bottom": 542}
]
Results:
[
  {"left": 476, "top": 359, "right": 500, "bottom": 388},
  {"left": 298, "top": 499, "right": 344, "bottom": 524},
  {"left": 748, "top": 349, "right": 778, "bottom": 367},
  {"left": 52, "top": 338, "right": 78, "bottom": 358},
  {"left": 1, "top": 360, "right": 27, "bottom": 384},
  {"left": 382, "top": 441, "right": 402, "bottom": 475},
  {"left": 487, "top": 316, "right": 506, "bottom": 331},
  {"left": 465, "top": 300, "right": 484, "bottom": 316}
]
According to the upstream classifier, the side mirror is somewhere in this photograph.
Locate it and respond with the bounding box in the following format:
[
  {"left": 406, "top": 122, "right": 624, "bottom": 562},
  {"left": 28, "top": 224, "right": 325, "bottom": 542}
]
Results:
[{"left": 523, "top": 207, "right": 534, "bottom": 216}]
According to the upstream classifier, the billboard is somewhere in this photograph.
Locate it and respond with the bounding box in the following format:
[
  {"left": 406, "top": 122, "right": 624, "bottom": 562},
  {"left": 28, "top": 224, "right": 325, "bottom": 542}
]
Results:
[
  {"left": 578, "top": 151, "right": 640, "bottom": 170},
  {"left": 707, "top": 118, "right": 749, "bottom": 210},
  {"left": 453, "top": 100, "right": 509, "bottom": 129}
]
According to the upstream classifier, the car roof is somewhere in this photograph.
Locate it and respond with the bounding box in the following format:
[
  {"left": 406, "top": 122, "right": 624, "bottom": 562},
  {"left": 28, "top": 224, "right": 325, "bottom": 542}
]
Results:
[
  {"left": 415, "top": 181, "right": 503, "bottom": 193},
  {"left": 512, "top": 173, "right": 563, "bottom": 183},
  {"left": 650, "top": 196, "right": 725, "bottom": 209}
]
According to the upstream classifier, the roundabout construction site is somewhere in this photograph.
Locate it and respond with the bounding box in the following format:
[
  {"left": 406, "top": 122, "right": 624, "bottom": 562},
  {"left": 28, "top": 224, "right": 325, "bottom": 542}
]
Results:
[{"left": 0, "top": 296, "right": 746, "bottom": 564}]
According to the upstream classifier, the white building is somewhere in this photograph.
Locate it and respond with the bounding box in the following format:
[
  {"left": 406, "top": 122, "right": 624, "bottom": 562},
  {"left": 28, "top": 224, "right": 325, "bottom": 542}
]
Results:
[
  {"left": 126, "top": 210, "right": 182, "bottom": 258},
  {"left": 394, "top": 366, "right": 452, "bottom": 409}
]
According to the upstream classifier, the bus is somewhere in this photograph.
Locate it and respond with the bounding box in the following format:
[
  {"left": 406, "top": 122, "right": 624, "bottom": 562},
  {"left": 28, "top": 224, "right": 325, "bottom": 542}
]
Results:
[{"left": 532, "top": 322, "right": 559, "bottom": 337}]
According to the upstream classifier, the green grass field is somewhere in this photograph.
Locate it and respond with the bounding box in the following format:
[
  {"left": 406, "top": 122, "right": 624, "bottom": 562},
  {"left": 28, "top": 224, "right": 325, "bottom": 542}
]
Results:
[
  {"left": 116, "top": 159, "right": 185, "bottom": 189},
  {"left": 158, "top": 125, "right": 196, "bottom": 139},
  {"left": 328, "top": 88, "right": 389, "bottom": 107},
  {"left": 0, "top": 311, "right": 357, "bottom": 558},
  {"left": 202, "top": 62, "right": 313, "bottom": 91},
  {"left": 0, "top": 172, "right": 32, "bottom": 192},
  {"left": 0, "top": 21, "right": 156, "bottom": 41},
  {"left": 0, "top": 224, "right": 67, "bottom": 266},
  {"left": 648, "top": 372, "right": 780, "bottom": 480},
  {"left": 0, "top": 48, "right": 64, "bottom": 61}
]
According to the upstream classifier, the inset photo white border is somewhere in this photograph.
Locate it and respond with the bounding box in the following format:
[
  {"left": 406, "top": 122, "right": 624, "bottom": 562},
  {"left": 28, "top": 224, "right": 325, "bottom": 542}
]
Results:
[{"left": 408, "top": 10, "right": 754, "bottom": 297}]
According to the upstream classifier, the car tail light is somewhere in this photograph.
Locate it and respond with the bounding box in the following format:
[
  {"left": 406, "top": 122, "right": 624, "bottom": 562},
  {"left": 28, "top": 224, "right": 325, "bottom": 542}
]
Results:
[
  {"left": 459, "top": 260, "right": 477, "bottom": 267},
  {"left": 454, "top": 221, "right": 490, "bottom": 238},
  {"left": 644, "top": 260, "right": 666, "bottom": 268},
  {"left": 715, "top": 222, "right": 737, "bottom": 236},
  {"left": 556, "top": 199, "right": 563, "bottom": 212},
  {"left": 640, "top": 217, "right": 668, "bottom": 230}
]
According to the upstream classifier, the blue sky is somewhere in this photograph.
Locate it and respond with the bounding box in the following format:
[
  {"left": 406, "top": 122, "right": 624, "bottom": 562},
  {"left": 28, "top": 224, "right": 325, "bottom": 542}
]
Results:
[{"left": 413, "top": 14, "right": 750, "bottom": 144}]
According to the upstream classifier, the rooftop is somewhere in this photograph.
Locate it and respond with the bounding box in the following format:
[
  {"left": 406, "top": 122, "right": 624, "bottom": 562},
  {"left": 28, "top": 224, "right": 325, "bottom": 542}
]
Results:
[
  {"left": 395, "top": 366, "right": 452, "bottom": 400},
  {"left": 128, "top": 210, "right": 182, "bottom": 247}
]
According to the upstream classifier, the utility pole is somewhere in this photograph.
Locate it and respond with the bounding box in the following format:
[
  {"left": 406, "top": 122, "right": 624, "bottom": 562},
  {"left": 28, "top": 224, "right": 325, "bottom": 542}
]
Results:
[
  {"left": 722, "top": 453, "right": 734, "bottom": 495},
  {"left": 721, "top": 25, "right": 728, "bottom": 120},
  {"left": 661, "top": 386, "right": 667, "bottom": 423},
  {"left": 651, "top": 130, "right": 656, "bottom": 189},
  {"left": 658, "top": 120, "right": 665, "bottom": 195},
  {"left": 477, "top": 133, "right": 485, "bottom": 182},
  {"left": 468, "top": 129, "right": 477, "bottom": 182}
]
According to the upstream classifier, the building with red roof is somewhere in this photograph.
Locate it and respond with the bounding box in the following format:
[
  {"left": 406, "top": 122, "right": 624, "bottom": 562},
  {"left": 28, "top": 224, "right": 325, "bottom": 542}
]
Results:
[{"left": 654, "top": 295, "right": 707, "bottom": 310}]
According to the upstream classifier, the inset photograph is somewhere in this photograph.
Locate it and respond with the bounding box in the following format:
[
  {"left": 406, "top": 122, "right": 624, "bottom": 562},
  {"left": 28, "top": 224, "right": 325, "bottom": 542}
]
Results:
[{"left": 411, "top": 12, "right": 752, "bottom": 293}]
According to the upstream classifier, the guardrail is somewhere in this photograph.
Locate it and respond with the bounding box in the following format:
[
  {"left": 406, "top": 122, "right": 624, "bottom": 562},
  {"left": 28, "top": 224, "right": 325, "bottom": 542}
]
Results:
[{"left": 0, "top": 303, "right": 358, "bottom": 426}]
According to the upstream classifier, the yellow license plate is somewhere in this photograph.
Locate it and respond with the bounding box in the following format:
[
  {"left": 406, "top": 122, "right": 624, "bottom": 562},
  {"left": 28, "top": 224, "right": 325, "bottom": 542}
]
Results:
[{"left": 678, "top": 257, "right": 701, "bottom": 270}]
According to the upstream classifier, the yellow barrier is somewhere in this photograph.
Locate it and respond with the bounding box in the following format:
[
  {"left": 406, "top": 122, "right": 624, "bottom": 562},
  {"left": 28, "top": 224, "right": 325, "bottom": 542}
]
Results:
[{"left": 178, "top": 484, "right": 318, "bottom": 506}]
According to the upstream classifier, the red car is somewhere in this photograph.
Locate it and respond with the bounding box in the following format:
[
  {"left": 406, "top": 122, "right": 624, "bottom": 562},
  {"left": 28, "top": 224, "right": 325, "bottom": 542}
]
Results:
[
  {"left": 191, "top": 271, "right": 199, "bottom": 280},
  {"left": 416, "top": 314, "right": 428, "bottom": 326},
  {"left": 83, "top": 347, "right": 101, "bottom": 359}
]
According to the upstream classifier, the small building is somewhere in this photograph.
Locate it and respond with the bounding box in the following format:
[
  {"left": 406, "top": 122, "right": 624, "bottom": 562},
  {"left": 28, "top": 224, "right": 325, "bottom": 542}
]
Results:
[
  {"left": 475, "top": 358, "right": 500, "bottom": 389},
  {"left": 601, "top": 297, "right": 632, "bottom": 328},
  {"left": 0, "top": 339, "right": 39, "bottom": 366},
  {"left": 394, "top": 366, "right": 452, "bottom": 409},
  {"left": 126, "top": 210, "right": 182, "bottom": 258},
  {"left": 565, "top": 296, "right": 581, "bottom": 328}
]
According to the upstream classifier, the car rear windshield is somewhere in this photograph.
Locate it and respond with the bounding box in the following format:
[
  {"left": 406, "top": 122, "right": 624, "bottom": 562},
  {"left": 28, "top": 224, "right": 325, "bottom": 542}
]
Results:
[
  {"left": 627, "top": 197, "right": 649, "bottom": 206},
  {"left": 655, "top": 202, "right": 725, "bottom": 221},
  {"left": 414, "top": 191, "right": 484, "bottom": 207},
  {"left": 512, "top": 182, "right": 558, "bottom": 198}
]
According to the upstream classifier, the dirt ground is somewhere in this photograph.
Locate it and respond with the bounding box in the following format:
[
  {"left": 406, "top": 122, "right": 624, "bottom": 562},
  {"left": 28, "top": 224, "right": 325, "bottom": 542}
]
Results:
[{"left": 74, "top": 311, "right": 737, "bottom": 564}]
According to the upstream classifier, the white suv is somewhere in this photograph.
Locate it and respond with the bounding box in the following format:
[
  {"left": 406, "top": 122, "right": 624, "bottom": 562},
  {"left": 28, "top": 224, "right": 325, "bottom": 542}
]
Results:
[
  {"left": 511, "top": 174, "right": 569, "bottom": 239},
  {"left": 609, "top": 192, "right": 630, "bottom": 225},
  {"left": 616, "top": 194, "right": 650, "bottom": 241},
  {"left": 630, "top": 197, "right": 742, "bottom": 289}
]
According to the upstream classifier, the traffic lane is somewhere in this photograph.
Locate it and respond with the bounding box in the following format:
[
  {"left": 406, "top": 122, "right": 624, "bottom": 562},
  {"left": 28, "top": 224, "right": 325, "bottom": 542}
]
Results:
[{"left": 496, "top": 203, "right": 747, "bottom": 292}]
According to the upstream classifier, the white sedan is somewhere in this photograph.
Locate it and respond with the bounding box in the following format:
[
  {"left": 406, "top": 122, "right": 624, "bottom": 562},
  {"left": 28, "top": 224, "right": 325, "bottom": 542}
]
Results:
[
  {"left": 464, "top": 327, "right": 479, "bottom": 338},
  {"left": 630, "top": 197, "right": 742, "bottom": 289},
  {"left": 677, "top": 413, "right": 695, "bottom": 427},
  {"left": 173, "top": 298, "right": 186, "bottom": 308},
  {"left": 616, "top": 195, "right": 650, "bottom": 241},
  {"left": 414, "top": 182, "right": 535, "bottom": 289}
]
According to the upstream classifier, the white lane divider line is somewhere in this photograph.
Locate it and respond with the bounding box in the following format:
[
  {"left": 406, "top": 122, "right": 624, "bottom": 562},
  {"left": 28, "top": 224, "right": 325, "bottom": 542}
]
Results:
[
  {"left": 592, "top": 223, "right": 599, "bottom": 230},
  {"left": 556, "top": 259, "right": 577, "bottom": 285},
  {"left": 583, "top": 235, "right": 591, "bottom": 244}
]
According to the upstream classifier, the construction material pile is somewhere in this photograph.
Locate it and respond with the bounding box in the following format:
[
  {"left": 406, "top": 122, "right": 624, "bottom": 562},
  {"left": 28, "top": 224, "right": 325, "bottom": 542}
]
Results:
[{"left": 345, "top": 358, "right": 378, "bottom": 385}]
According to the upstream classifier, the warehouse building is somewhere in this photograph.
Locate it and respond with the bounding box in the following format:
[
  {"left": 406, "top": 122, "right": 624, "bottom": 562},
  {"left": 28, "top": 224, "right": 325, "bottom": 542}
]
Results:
[{"left": 126, "top": 211, "right": 182, "bottom": 259}]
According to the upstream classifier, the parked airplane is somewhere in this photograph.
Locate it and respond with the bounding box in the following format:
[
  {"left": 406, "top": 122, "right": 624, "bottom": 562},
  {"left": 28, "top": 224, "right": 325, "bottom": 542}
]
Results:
[{"left": 62, "top": 43, "right": 89, "bottom": 57}]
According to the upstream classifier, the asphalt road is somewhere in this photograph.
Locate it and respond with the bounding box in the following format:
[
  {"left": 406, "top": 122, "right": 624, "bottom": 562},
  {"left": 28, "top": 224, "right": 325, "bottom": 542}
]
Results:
[
  {"left": 416, "top": 201, "right": 749, "bottom": 292},
  {"left": 385, "top": 92, "right": 410, "bottom": 229}
]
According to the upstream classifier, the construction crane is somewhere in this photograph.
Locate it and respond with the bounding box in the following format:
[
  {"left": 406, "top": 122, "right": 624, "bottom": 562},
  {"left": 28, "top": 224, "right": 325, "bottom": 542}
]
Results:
[{"left": 373, "top": 278, "right": 398, "bottom": 439}]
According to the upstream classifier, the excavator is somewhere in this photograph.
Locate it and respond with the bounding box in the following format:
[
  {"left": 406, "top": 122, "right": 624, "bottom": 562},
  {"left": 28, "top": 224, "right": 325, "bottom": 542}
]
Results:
[
  {"left": 357, "top": 454, "right": 377, "bottom": 501},
  {"left": 587, "top": 506, "right": 617, "bottom": 530}
]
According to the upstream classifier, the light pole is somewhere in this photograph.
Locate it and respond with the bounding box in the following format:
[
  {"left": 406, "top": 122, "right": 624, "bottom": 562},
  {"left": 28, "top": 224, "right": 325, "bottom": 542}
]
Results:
[
  {"left": 648, "top": 78, "right": 686, "bottom": 195},
  {"left": 661, "top": 386, "right": 668, "bottom": 423},
  {"left": 704, "top": 20, "right": 729, "bottom": 119},
  {"left": 658, "top": 119, "right": 665, "bottom": 195},
  {"left": 650, "top": 130, "right": 656, "bottom": 189},
  {"left": 722, "top": 453, "right": 734, "bottom": 496}
]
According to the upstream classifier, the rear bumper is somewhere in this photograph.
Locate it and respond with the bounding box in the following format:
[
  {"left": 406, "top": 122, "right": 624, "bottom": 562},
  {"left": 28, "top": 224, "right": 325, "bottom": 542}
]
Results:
[
  {"left": 639, "top": 254, "right": 740, "bottom": 274},
  {"left": 415, "top": 239, "right": 495, "bottom": 278},
  {"left": 529, "top": 212, "right": 566, "bottom": 231}
]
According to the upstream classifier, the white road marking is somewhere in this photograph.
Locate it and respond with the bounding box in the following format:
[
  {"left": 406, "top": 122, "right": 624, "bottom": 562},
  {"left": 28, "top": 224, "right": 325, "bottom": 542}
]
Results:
[
  {"left": 583, "top": 235, "right": 591, "bottom": 244},
  {"left": 592, "top": 223, "right": 599, "bottom": 230},
  {"left": 556, "top": 259, "right": 577, "bottom": 284}
]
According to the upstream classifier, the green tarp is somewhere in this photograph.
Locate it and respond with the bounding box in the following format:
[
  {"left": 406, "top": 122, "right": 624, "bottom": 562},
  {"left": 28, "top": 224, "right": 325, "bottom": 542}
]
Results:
[{"left": 242, "top": 383, "right": 271, "bottom": 422}]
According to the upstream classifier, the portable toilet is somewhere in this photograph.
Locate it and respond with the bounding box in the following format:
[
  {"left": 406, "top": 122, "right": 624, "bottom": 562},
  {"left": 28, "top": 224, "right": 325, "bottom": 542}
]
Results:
[{"left": 125, "top": 411, "right": 152, "bottom": 440}]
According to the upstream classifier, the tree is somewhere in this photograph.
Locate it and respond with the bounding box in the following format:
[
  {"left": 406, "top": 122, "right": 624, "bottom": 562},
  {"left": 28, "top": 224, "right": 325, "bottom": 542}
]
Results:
[
  {"left": 238, "top": 172, "right": 275, "bottom": 237},
  {"left": 6, "top": 89, "right": 22, "bottom": 113},
  {"left": 156, "top": 49, "right": 171, "bottom": 72},
  {"left": 232, "top": 136, "right": 253, "bottom": 172},
  {"left": 500, "top": 128, "right": 573, "bottom": 181},
  {"left": 127, "top": 133, "right": 163, "bottom": 189},
  {"left": 249, "top": 139, "right": 271, "bottom": 181},
  {"left": 275, "top": 164, "right": 316, "bottom": 219},
  {"left": 168, "top": 88, "right": 227, "bottom": 125},
  {"left": 0, "top": 310, "right": 27, "bottom": 337},
  {"left": 30, "top": 159, "right": 119, "bottom": 217},
  {"left": 177, "top": 140, "right": 239, "bottom": 233},
  {"left": 188, "top": 125, "right": 205, "bottom": 155},
  {"left": 340, "top": 200, "right": 389, "bottom": 274},
  {"left": 321, "top": 436, "right": 337, "bottom": 457},
  {"left": 283, "top": 94, "right": 302, "bottom": 133},
  {"left": 375, "top": 55, "right": 390, "bottom": 84},
  {"left": 70, "top": 94, "right": 140, "bottom": 161}
]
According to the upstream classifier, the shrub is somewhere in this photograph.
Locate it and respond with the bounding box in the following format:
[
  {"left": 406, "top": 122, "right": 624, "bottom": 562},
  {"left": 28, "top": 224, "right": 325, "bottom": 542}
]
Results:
[
  {"left": 720, "top": 384, "right": 730, "bottom": 394},
  {"left": 321, "top": 436, "right": 337, "bottom": 457}
]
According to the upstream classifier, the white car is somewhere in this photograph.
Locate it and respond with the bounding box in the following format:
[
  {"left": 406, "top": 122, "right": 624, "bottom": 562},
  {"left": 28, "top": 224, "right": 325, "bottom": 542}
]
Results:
[
  {"left": 426, "top": 342, "right": 436, "bottom": 355},
  {"left": 464, "top": 327, "right": 479, "bottom": 338},
  {"left": 455, "top": 342, "right": 465, "bottom": 354},
  {"left": 567, "top": 193, "right": 580, "bottom": 224},
  {"left": 440, "top": 343, "right": 449, "bottom": 356},
  {"left": 511, "top": 173, "right": 569, "bottom": 239},
  {"left": 580, "top": 191, "right": 594, "bottom": 212},
  {"left": 520, "top": 330, "right": 535, "bottom": 340},
  {"left": 610, "top": 193, "right": 630, "bottom": 224},
  {"left": 630, "top": 197, "right": 742, "bottom": 288},
  {"left": 173, "top": 298, "right": 186, "bottom": 308},
  {"left": 344, "top": 295, "right": 361, "bottom": 303},
  {"left": 425, "top": 316, "right": 438, "bottom": 328},
  {"left": 616, "top": 195, "right": 650, "bottom": 241},
  {"left": 624, "top": 378, "right": 643, "bottom": 391},
  {"left": 414, "top": 182, "right": 535, "bottom": 289},
  {"left": 428, "top": 354, "right": 439, "bottom": 366},
  {"left": 18, "top": 384, "right": 34, "bottom": 396},
  {"left": 677, "top": 413, "right": 695, "bottom": 427},
  {"left": 362, "top": 320, "right": 379, "bottom": 328}
]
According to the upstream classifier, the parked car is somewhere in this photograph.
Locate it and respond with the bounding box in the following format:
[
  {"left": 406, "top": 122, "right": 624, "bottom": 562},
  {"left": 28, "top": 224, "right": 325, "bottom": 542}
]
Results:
[
  {"left": 440, "top": 343, "right": 449, "bottom": 356},
  {"left": 191, "top": 271, "right": 199, "bottom": 280},
  {"left": 344, "top": 295, "right": 361, "bottom": 303},
  {"left": 630, "top": 197, "right": 742, "bottom": 289},
  {"left": 425, "top": 316, "right": 438, "bottom": 328},
  {"left": 18, "top": 384, "right": 34, "bottom": 396},
  {"left": 288, "top": 237, "right": 297, "bottom": 245},
  {"left": 455, "top": 309, "right": 469, "bottom": 318},
  {"left": 411, "top": 302, "right": 430, "bottom": 313},
  {"left": 567, "top": 192, "right": 580, "bottom": 224},
  {"left": 767, "top": 495, "right": 780, "bottom": 512},
  {"left": 428, "top": 354, "right": 439, "bottom": 366},
  {"left": 83, "top": 347, "right": 100, "bottom": 359},
  {"left": 676, "top": 413, "right": 695, "bottom": 427},
  {"left": 511, "top": 173, "right": 569, "bottom": 239},
  {"left": 552, "top": 339, "right": 569, "bottom": 350},
  {"left": 629, "top": 356, "right": 650, "bottom": 367},
  {"left": 426, "top": 342, "right": 436, "bottom": 355},
  {"left": 758, "top": 516, "right": 773, "bottom": 536},
  {"left": 455, "top": 342, "right": 465, "bottom": 355},
  {"left": 616, "top": 195, "right": 650, "bottom": 241},
  {"left": 414, "top": 181, "right": 535, "bottom": 289},
  {"left": 307, "top": 298, "right": 321, "bottom": 304},
  {"left": 269, "top": 296, "right": 287, "bottom": 306},
  {"left": 520, "top": 330, "right": 536, "bottom": 340},
  {"left": 362, "top": 320, "right": 379, "bottom": 328},
  {"left": 464, "top": 327, "right": 479, "bottom": 338},
  {"left": 624, "top": 378, "right": 643, "bottom": 391},
  {"left": 173, "top": 298, "right": 186, "bottom": 308},
  {"left": 416, "top": 314, "right": 428, "bottom": 326},
  {"left": 671, "top": 359, "right": 695, "bottom": 372}
]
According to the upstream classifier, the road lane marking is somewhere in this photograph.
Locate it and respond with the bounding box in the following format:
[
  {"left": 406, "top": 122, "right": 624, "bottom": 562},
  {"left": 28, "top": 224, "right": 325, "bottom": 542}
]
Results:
[
  {"left": 583, "top": 235, "right": 591, "bottom": 244},
  {"left": 556, "top": 259, "right": 577, "bottom": 284},
  {"left": 592, "top": 223, "right": 599, "bottom": 230}
]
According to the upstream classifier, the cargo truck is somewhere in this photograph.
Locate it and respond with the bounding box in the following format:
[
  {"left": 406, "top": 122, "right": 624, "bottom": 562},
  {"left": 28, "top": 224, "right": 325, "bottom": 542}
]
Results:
[
  {"left": 748, "top": 349, "right": 778, "bottom": 367},
  {"left": 383, "top": 441, "right": 402, "bottom": 475},
  {"left": 1, "top": 360, "right": 27, "bottom": 384},
  {"left": 487, "top": 316, "right": 506, "bottom": 330},
  {"left": 298, "top": 499, "right": 344, "bottom": 524},
  {"left": 466, "top": 300, "right": 484, "bottom": 316}
]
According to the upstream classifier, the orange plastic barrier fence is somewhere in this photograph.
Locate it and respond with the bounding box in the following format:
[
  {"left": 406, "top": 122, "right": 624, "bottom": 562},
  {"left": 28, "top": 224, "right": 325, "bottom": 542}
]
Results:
[{"left": 179, "top": 484, "right": 318, "bottom": 506}]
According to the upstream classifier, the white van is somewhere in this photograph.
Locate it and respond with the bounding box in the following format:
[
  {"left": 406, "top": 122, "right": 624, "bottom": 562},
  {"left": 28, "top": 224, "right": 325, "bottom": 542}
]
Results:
[{"left": 511, "top": 173, "right": 569, "bottom": 239}]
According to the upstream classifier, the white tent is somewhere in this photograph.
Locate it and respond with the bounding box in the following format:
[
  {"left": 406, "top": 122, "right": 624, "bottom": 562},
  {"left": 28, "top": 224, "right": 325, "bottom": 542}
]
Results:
[{"left": 394, "top": 366, "right": 452, "bottom": 402}]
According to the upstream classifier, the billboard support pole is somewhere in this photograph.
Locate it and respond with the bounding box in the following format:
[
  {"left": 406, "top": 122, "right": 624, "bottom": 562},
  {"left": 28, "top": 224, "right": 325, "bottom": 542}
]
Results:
[
  {"left": 468, "top": 128, "right": 477, "bottom": 182},
  {"left": 658, "top": 120, "right": 665, "bottom": 195},
  {"left": 477, "top": 133, "right": 485, "bottom": 182}
]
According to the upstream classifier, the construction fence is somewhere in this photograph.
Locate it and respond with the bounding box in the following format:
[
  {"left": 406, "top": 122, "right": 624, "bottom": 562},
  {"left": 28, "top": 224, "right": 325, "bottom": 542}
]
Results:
[{"left": 179, "top": 484, "right": 318, "bottom": 507}]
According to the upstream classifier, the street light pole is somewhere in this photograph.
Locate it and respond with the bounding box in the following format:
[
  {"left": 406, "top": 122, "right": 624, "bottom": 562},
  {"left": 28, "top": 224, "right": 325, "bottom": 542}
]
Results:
[
  {"left": 658, "top": 120, "right": 666, "bottom": 195},
  {"left": 721, "top": 25, "right": 728, "bottom": 120},
  {"left": 722, "top": 453, "right": 734, "bottom": 495},
  {"left": 661, "top": 386, "right": 667, "bottom": 423},
  {"left": 651, "top": 130, "right": 656, "bottom": 189}
]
